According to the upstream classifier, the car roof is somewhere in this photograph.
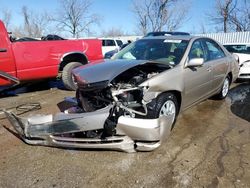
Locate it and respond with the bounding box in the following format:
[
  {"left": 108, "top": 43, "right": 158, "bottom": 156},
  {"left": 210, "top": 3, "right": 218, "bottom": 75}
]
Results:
[
  {"left": 141, "top": 35, "right": 198, "bottom": 41},
  {"left": 100, "top": 38, "right": 122, "bottom": 40},
  {"left": 145, "top": 31, "right": 190, "bottom": 36}
]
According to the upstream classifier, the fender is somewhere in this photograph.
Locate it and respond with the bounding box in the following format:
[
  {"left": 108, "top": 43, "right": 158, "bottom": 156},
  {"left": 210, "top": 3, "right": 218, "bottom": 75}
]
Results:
[{"left": 59, "top": 51, "right": 89, "bottom": 72}]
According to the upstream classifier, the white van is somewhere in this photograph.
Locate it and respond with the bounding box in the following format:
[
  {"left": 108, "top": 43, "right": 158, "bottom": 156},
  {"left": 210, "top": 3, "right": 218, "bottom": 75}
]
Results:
[{"left": 101, "top": 38, "right": 123, "bottom": 56}]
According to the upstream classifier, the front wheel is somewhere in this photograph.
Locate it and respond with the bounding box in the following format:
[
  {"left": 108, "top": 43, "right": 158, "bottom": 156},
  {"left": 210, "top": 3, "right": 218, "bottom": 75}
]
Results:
[
  {"left": 216, "top": 76, "right": 230, "bottom": 99},
  {"left": 147, "top": 93, "right": 179, "bottom": 129},
  {"left": 62, "top": 62, "right": 82, "bottom": 90}
]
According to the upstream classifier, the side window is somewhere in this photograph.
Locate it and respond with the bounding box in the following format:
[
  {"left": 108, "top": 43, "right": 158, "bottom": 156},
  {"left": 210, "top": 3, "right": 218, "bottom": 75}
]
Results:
[
  {"left": 106, "top": 40, "right": 115, "bottom": 46},
  {"left": 188, "top": 40, "right": 204, "bottom": 59},
  {"left": 102, "top": 40, "right": 116, "bottom": 46},
  {"left": 116, "top": 40, "right": 123, "bottom": 47},
  {"left": 205, "top": 40, "right": 225, "bottom": 61}
]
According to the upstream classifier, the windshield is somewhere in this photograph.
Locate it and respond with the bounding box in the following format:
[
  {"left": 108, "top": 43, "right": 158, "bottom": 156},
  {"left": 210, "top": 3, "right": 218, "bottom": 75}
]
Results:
[
  {"left": 224, "top": 44, "right": 250, "bottom": 54},
  {"left": 114, "top": 39, "right": 189, "bottom": 65}
]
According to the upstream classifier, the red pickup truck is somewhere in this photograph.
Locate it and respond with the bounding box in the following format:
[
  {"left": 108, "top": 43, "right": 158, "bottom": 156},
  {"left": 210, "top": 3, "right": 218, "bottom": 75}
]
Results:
[{"left": 0, "top": 20, "right": 103, "bottom": 90}]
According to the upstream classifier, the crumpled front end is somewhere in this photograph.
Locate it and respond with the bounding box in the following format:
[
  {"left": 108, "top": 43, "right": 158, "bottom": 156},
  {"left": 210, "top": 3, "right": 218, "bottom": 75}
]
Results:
[
  {"left": 4, "top": 105, "right": 135, "bottom": 152},
  {"left": 4, "top": 104, "right": 172, "bottom": 152},
  {"left": 4, "top": 61, "right": 174, "bottom": 152}
]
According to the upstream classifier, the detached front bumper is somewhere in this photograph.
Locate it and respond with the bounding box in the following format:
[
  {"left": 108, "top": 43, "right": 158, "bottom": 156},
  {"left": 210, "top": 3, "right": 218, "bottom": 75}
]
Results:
[{"left": 4, "top": 106, "right": 172, "bottom": 153}]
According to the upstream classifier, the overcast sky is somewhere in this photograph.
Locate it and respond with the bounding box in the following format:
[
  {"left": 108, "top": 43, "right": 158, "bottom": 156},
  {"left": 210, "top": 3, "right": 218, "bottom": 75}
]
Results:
[{"left": 0, "top": 0, "right": 246, "bottom": 35}]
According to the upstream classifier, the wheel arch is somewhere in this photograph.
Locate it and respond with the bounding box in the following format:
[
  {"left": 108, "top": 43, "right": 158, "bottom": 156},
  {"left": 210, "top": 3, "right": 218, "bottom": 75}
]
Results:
[
  {"left": 227, "top": 71, "right": 233, "bottom": 84},
  {"left": 59, "top": 52, "right": 88, "bottom": 72},
  {"left": 158, "top": 90, "right": 182, "bottom": 114}
]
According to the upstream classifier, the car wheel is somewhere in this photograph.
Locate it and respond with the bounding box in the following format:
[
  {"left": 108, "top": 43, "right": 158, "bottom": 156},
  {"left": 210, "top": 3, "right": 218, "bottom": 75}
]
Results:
[
  {"left": 217, "top": 76, "right": 230, "bottom": 99},
  {"left": 148, "top": 93, "right": 179, "bottom": 129},
  {"left": 62, "top": 62, "right": 82, "bottom": 90}
]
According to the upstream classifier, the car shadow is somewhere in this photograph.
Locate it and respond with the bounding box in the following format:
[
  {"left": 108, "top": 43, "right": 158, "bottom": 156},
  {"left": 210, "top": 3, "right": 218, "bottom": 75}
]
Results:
[
  {"left": 57, "top": 98, "right": 77, "bottom": 112},
  {"left": 0, "top": 79, "right": 66, "bottom": 98},
  {"left": 228, "top": 83, "right": 250, "bottom": 122}
]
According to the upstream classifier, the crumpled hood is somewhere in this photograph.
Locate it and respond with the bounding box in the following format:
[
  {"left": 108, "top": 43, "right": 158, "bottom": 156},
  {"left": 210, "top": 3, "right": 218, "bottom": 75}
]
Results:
[{"left": 73, "top": 59, "right": 149, "bottom": 84}]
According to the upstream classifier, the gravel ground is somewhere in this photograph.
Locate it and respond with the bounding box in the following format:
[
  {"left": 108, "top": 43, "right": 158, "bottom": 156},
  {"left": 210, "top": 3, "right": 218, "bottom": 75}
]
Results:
[{"left": 0, "top": 82, "right": 249, "bottom": 188}]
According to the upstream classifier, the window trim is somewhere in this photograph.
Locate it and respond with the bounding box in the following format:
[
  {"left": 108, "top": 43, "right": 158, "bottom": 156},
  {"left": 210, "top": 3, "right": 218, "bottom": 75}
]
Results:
[{"left": 188, "top": 39, "right": 206, "bottom": 61}]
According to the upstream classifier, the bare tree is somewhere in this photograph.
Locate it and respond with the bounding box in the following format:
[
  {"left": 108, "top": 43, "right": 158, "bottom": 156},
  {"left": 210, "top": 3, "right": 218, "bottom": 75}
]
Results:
[
  {"left": 208, "top": 0, "right": 250, "bottom": 32},
  {"left": 199, "top": 22, "right": 207, "bottom": 34},
  {"left": 164, "top": 2, "right": 190, "bottom": 31},
  {"left": 132, "top": 0, "right": 149, "bottom": 35},
  {"left": 22, "top": 6, "right": 33, "bottom": 36},
  {"left": 229, "top": 1, "right": 250, "bottom": 31},
  {"left": 132, "top": 0, "right": 189, "bottom": 35},
  {"left": 1, "top": 8, "right": 12, "bottom": 29},
  {"left": 13, "top": 6, "right": 51, "bottom": 38},
  {"left": 208, "top": 0, "right": 237, "bottom": 33},
  {"left": 101, "top": 27, "right": 126, "bottom": 37},
  {"left": 54, "top": 0, "right": 100, "bottom": 38}
]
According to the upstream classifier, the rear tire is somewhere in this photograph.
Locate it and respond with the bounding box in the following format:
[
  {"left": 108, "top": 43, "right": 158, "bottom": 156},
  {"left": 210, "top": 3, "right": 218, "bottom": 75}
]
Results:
[
  {"left": 62, "top": 62, "right": 82, "bottom": 90},
  {"left": 216, "top": 76, "right": 230, "bottom": 99}
]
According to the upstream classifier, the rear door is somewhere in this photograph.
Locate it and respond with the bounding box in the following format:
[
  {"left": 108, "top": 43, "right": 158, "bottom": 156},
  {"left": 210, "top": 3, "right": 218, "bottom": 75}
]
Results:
[{"left": 203, "top": 39, "right": 228, "bottom": 93}]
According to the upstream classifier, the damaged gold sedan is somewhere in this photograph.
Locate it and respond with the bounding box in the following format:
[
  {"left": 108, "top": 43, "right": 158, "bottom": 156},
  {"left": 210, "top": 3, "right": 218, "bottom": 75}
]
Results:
[{"left": 4, "top": 36, "right": 239, "bottom": 152}]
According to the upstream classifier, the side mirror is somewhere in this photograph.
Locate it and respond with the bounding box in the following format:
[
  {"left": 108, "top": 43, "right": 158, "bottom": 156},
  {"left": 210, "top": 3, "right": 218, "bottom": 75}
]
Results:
[{"left": 186, "top": 58, "right": 204, "bottom": 67}]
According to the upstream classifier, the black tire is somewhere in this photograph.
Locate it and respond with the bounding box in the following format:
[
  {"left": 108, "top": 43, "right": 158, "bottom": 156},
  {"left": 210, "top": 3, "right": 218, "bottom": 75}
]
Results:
[
  {"left": 62, "top": 62, "right": 82, "bottom": 90},
  {"left": 216, "top": 76, "right": 230, "bottom": 100},
  {"left": 76, "top": 89, "right": 82, "bottom": 107},
  {"left": 147, "top": 93, "right": 179, "bottom": 129}
]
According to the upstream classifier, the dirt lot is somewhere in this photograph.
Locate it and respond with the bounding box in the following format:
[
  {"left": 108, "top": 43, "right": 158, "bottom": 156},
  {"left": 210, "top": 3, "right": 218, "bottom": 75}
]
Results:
[{"left": 0, "top": 82, "right": 249, "bottom": 188}]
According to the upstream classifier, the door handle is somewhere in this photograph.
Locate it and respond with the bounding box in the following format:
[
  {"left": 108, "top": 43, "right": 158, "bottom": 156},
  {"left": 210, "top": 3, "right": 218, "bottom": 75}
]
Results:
[{"left": 0, "top": 48, "right": 7, "bottom": 52}]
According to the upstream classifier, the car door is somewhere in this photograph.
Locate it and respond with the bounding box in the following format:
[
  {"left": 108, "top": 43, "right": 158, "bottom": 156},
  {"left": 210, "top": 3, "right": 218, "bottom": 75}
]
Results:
[
  {"left": 203, "top": 39, "right": 228, "bottom": 93},
  {"left": 183, "top": 39, "right": 213, "bottom": 108},
  {"left": 0, "top": 35, "right": 17, "bottom": 86}
]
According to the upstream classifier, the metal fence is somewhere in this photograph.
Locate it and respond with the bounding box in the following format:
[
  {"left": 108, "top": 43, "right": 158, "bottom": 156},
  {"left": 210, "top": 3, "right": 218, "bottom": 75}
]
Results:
[{"left": 196, "top": 32, "right": 250, "bottom": 44}]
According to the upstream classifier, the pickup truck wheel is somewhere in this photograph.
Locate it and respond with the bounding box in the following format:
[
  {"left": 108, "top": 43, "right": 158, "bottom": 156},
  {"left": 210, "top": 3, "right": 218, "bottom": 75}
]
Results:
[{"left": 62, "top": 62, "right": 82, "bottom": 90}]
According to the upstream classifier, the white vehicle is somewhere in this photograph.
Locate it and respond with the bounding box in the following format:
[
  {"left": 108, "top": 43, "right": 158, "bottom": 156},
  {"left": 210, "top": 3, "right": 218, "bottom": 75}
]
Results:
[
  {"left": 101, "top": 38, "right": 123, "bottom": 56},
  {"left": 224, "top": 43, "right": 250, "bottom": 80}
]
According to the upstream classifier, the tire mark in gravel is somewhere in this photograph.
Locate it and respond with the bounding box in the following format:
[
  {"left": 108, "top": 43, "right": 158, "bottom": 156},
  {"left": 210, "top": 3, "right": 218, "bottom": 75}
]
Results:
[
  {"left": 207, "top": 110, "right": 238, "bottom": 188},
  {"left": 159, "top": 137, "right": 193, "bottom": 187},
  {"left": 231, "top": 142, "right": 250, "bottom": 187}
]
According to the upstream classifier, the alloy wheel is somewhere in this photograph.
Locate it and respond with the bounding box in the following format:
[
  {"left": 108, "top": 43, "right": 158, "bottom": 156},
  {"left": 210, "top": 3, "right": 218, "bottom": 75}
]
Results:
[
  {"left": 222, "top": 78, "right": 229, "bottom": 97},
  {"left": 159, "top": 100, "right": 176, "bottom": 124}
]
